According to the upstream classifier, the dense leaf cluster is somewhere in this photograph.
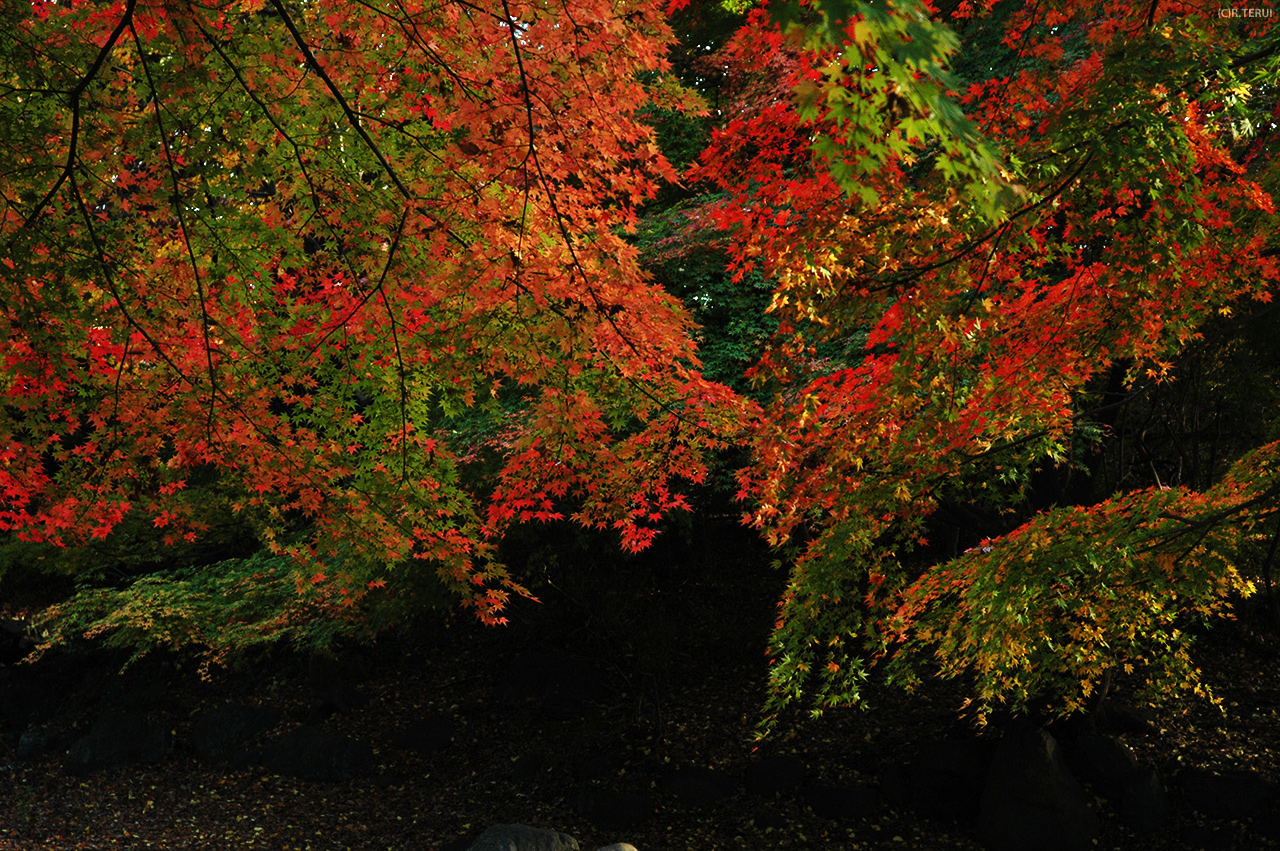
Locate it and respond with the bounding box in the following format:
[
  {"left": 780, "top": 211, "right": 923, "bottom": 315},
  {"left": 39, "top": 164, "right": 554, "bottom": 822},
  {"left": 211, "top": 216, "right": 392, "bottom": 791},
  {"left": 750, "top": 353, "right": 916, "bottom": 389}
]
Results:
[{"left": 2, "top": 0, "right": 1279, "bottom": 730}]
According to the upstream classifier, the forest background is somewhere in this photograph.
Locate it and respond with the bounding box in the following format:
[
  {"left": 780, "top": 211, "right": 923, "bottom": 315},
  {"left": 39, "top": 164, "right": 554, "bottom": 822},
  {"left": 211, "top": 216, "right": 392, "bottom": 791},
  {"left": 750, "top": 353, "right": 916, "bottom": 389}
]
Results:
[{"left": 1, "top": 0, "right": 1279, "bottom": 738}]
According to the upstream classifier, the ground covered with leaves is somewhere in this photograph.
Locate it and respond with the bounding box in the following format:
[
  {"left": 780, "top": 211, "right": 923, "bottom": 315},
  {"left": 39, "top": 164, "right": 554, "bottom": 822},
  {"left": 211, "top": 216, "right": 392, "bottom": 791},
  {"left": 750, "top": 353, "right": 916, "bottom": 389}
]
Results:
[{"left": 5, "top": 529, "right": 1280, "bottom": 850}]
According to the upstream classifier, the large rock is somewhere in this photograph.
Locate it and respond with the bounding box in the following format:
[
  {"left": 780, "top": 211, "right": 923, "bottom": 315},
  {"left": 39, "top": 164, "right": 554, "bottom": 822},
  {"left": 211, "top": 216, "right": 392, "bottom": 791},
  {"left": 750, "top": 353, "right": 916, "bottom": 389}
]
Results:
[
  {"left": 1120, "top": 766, "right": 1172, "bottom": 834},
  {"left": 1069, "top": 732, "right": 1140, "bottom": 802},
  {"left": 307, "top": 652, "right": 367, "bottom": 719},
  {"left": 977, "top": 723, "right": 1100, "bottom": 851},
  {"left": 1180, "top": 767, "right": 1277, "bottom": 819},
  {"left": 0, "top": 681, "right": 60, "bottom": 735},
  {"left": 466, "top": 824, "right": 580, "bottom": 851},
  {"left": 0, "top": 619, "right": 37, "bottom": 666},
  {"left": 17, "top": 726, "right": 66, "bottom": 760},
  {"left": 1066, "top": 731, "right": 1170, "bottom": 833},
  {"left": 63, "top": 711, "right": 170, "bottom": 775},
  {"left": 190, "top": 703, "right": 283, "bottom": 765},
  {"left": 262, "top": 726, "right": 374, "bottom": 782},
  {"left": 881, "top": 738, "right": 996, "bottom": 822}
]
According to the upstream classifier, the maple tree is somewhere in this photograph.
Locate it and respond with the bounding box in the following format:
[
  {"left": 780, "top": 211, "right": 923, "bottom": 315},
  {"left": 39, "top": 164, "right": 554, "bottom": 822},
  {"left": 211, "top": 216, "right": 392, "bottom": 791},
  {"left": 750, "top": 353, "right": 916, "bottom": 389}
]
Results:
[
  {"left": 4, "top": 0, "right": 1280, "bottom": 734},
  {"left": 688, "top": 0, "right": 1280, "bottom": 723},
  {"left": 1, "top": 0, "right": 743, "bottom": 657}
]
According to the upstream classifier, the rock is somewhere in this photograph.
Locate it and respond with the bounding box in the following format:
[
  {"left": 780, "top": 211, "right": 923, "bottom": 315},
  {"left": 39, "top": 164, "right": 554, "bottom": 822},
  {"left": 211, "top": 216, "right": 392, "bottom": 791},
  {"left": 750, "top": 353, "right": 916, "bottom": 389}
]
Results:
[
  {"left": 572, "top": 788, "right": 652, "bottom": 830},
  {"left": 190, "top": 703, "right": 283, "bottom": 765},
  {"left": 594, "top": 845, "right": 638, "bottom": 851},
  {"left": 101, "top": 670, "right": 171, "bottom": 711},
  {"left": 63, "top": 711, "right": 170, "bottom": 775},
  {"left": 660, "top": 767, "right": 736, "bottom": 808},
  {"left": 977, "top": 723, "right": 1100, "bottom": 851},
  {"left": 744, "top": 754, "right": 806, "bottom": 796},
  {"left": 1066, "top": 730, "right": 1170, "bottom": 833},
  {"left": 0, "top": 619, "right": 37, "bottom": 666},
  {"left": 1097, "top": 700, "right": 1158, "bottom": 737},
  {"left": 466, "top": 823, "right": 580, "bottom": 851},
  {"left": 883, "top": 738, "right": 995, "bottom": 821},
  {"left": 389, "top": 715, "right": 455, "bottom": 754},
  {"left": 1180, "top": 767, "right": 1277, "bottom": 819},
  {"left": 16, "top": 726, "right": 62, "bottom": 760},
  {"left": 1069, "top": 732, "right": 1140, "bottom": 802},
  {"left": 307, "top": 652, "right": 367, "bottom": 719},
  {"left": 262, "top": 726, "right": 374, "bottom": 782},
  {"left": 805, "top": 782, "right": 879, "bottom": 820},
  {"left": 0, "top": 681, "right": 60, "bottom": 735},
  {"left": 1120, "top": 766, "right": 1172, "bottom": 834}
]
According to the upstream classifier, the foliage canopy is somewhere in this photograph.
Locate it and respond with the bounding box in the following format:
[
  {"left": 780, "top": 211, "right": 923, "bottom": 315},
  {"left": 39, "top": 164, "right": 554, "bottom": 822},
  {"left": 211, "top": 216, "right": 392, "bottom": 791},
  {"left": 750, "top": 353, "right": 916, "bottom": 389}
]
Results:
[
  {"left": 2, "top": 0, "right": 744, "bottom": 635},
  {"left": 2, "top": 0, "right": 1279, "bottom": 725}
]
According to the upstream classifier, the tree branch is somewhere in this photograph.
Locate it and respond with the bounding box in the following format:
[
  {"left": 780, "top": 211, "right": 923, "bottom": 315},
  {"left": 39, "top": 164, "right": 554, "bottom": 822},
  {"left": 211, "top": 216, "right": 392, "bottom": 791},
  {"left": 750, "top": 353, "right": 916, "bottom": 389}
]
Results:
[
  {"left": 17, "top": 0, "right": 138, "bottom": 235},
  {"left": 268, "top": 0, "right": 413, "bottom": 200}
]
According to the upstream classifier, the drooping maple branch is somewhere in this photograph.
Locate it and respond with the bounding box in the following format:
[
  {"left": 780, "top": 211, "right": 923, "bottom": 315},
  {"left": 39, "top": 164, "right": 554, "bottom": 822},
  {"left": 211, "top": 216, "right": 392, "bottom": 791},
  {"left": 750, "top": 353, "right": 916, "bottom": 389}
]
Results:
[
  {"left": 16, "top": 0, "right": 138, "bottom": 236},
  {"left": 70, "top": 147, "right": 412, "bottom": 557},
  {"left": 1233, "top": 37, "right": 1280, "bottom": 70},
  {"left": 190, "top": 17, "right": 331, "bottom": 238},
  {"left": 497, "top": 0, "right": 733, "bottom": 443},
  {"left": 498, "top": 0, "right": 591, "bottom": 292},
  {"left": 1261, "top": 517, "right": 1280, "bottom": 625},
  {"left": 130, "top": 19, "right": 220, "bottom": 435},
  {"left": 372, "top": 210, "right": 412, "bottom": 484},
  {"left": 70, "top": 173, "right": 191, "bottom": 394},
  {"left": 882, "top": 152, "right": 1095, "bottom": 292},
  {"left": 1146, "top": 479, "right": 1280, "bottom": 551},
  {"left": 380, "top": 0, "right": 490, "bottom": 103},
  {"left": 66, "top": 171, "right": 200, "bottom": 532},
  {"left": 267, "top": 0, "right": 413, "bottom": 200}
]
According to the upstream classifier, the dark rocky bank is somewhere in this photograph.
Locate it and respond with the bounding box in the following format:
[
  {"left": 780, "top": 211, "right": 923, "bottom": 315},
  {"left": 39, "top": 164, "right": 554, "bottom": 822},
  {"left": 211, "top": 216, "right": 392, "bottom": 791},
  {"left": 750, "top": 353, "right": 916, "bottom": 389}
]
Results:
[{"left": 4, "top": 527, "right": 1280, "bottom": 850}]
